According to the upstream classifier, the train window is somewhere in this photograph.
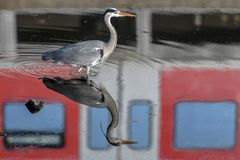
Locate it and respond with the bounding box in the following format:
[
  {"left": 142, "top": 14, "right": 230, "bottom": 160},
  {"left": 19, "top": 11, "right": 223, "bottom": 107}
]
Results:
[
  {"left": 129, "top": 100, "right": 151, "bottom": 149},
  {"left": 88, "top": 108, "right": 110, "bottom": 150},
  {"left": 174, "top": 101, "right": 237, "bottom": 149},
  {"left": 4, "top": 102, "right": 65, "bottom": 148},
  {"left": 4, "top": 103, "right": 65, "bottom": 148}
]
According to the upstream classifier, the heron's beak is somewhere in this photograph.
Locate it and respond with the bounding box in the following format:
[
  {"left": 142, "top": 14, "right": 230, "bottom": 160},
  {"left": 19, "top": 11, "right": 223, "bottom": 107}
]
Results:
[
  {"left": 120, "top": 139, "right": 138, "bottom": 145},
  {"left": 119, "top": 12, "right": 136, "bottom": 17}
]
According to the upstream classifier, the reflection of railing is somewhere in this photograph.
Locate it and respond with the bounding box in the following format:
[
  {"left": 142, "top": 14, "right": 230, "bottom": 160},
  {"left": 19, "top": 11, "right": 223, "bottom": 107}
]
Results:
[{"left": 5, "top": 133, "right": 64, "bottom": 148}]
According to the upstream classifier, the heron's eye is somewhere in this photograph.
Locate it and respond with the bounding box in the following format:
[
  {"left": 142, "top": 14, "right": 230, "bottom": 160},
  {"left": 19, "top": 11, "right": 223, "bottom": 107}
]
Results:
[{"left": 111, "top": 10, "right": 118, "bottom": 14}]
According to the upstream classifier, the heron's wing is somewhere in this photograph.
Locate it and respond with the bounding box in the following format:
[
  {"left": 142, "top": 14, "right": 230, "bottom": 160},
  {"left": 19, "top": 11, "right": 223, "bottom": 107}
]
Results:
[{"left": 53, "top": 40, "right": 105, "bottom": 66}]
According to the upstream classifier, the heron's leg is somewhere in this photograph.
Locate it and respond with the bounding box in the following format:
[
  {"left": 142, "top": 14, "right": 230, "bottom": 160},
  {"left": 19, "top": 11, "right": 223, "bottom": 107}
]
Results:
[
  {"left": 86, "top": 66, "right": 91, "bottom": 76},
  {"left": 78, "top": 67, "right": 83, "bottom": 72},
  {"left": 78, "top": 67, "right": 85, "bottom": 80},
  {"left": 86, "top": 66, "right": 91, "bottom": 84}
]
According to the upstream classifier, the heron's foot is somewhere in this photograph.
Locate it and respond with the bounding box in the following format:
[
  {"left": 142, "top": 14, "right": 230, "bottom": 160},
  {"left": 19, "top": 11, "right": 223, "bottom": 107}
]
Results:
[
  {"left": 89, "top": 72, "right": 98, "bottom": 77},
  {"left": 78, "top": 67, "right": 90, "bottom": 76},
  {"left": 86, "top": 78, "right": 90, "bottom": 85},
  {"left": 77, "top": 73, "right": 91, "bottom": 84},
  {"left": 54, "top": 77, "right": 66, "bottom": 84},
  {"left": 76, "top": 72, "right": 86, "bottom": 78},
  {"left": 85, "top": 74, "right": 91, "bottom": 85}
]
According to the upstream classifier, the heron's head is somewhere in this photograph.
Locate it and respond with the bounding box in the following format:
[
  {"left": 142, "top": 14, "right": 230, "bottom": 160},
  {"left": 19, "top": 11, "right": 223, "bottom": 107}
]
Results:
[
  {"left": 108, "top": 137, "right": 137, "bottom": 146},
  {"left": 104, "top": 8, "right": 135, "bottom": 18}
]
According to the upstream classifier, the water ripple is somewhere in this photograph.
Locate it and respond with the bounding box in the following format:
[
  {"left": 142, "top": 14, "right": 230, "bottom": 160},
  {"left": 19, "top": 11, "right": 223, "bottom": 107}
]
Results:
[
  {"left": 0, "top": 43, "right": 161, "bottom": 80},
  {"left": 0, "top": 55, "right": 81, "bottom": 79}
]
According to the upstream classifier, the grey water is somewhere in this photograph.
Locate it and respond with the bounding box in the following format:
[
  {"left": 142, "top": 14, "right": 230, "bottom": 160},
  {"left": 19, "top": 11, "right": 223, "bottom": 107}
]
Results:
[{"left": 0, "top": 9, "right": 240, "bottom": 160}]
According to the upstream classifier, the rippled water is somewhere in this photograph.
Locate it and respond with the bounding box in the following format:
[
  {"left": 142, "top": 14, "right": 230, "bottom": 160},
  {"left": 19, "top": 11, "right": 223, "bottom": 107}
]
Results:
[
  {"left": 1, "top": 7, "right": 240, "bottom": 160},
  {"left": 2, "top": 40, "right": 240, "bottom": 160},
  {"left": 0, "top": 44, "right": 157, "bottom": 78},
  {"left": 0, "top": 41, "right": 163, "bottom": 159}
]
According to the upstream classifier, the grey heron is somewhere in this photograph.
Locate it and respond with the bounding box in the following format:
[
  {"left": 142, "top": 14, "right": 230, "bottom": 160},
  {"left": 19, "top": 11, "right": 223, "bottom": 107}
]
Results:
[
  {"left": 42, "top": 77, "right": 137, "bottom": 146},
  {"left": 42, "top": 8, "right": 135, "bottom": 80}
]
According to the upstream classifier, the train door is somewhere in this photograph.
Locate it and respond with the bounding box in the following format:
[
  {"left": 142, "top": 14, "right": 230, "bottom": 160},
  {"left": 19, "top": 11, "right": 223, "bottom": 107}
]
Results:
[{"left": 120, "top": 61, "right": 160, "bottom": 160}]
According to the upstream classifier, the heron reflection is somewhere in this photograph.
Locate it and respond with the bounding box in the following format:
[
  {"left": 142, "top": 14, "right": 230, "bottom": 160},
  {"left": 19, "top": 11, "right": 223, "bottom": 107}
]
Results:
[{"left": 42, "top": 77, "right": 136, "bottom": 146}]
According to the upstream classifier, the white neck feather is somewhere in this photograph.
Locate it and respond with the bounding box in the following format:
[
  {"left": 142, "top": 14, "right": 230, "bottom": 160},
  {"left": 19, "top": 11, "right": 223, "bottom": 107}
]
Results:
[{"left": 103, "top": 14, "right": 117, "bottom": 61}]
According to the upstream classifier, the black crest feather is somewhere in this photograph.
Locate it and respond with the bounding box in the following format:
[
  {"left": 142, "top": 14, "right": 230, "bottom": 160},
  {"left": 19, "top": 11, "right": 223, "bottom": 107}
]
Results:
[{"left": 104, "top": 8, "right": 118, "bottom": 15}]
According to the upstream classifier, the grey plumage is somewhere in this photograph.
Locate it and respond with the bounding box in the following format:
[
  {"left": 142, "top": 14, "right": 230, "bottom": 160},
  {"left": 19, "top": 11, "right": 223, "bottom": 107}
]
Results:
[
  {"left": 42, "top": 77, "right": 105, "bottom": 106},
  {"left": 42, "top": 40, "right": 104, "bottom": 67},
  {"left": 42, "top": 8, "right": 135, "bottom": 79}
]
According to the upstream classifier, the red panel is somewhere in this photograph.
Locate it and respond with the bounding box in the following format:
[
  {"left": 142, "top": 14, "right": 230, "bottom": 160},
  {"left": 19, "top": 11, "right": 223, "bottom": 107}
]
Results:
[
  {"left": 0, "top": 72, "right": 79, "bottom": 159},
  {"left": 160, "top": 68, "right": 240, "bottom": 160}
]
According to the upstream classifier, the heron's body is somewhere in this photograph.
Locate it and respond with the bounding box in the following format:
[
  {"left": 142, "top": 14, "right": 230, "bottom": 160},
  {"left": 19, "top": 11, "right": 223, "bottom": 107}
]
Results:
[
  {"left": 43, "top": 40, "right": 104, "bottom": 67},
  {"left": 42, "top": 8, "right": 135, "bottom": 79}
]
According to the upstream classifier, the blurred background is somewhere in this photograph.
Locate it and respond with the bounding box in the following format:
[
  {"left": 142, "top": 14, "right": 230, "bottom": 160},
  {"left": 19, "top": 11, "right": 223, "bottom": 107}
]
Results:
[{"left": 1, "top": 1, "right": 240, "bottom": 160}]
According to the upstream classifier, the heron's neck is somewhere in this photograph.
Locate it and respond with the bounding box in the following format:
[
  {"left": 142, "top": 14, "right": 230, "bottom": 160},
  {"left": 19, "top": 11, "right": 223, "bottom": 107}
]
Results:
[
  {"left": 106, "top": 105, "right": 118, "bottom": 138},
  {"left": 104, "top": 15, "right": 117, "bottom": 59},
  {"left": 103, "top": 89, "right": 119, "bottom": 145}
]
